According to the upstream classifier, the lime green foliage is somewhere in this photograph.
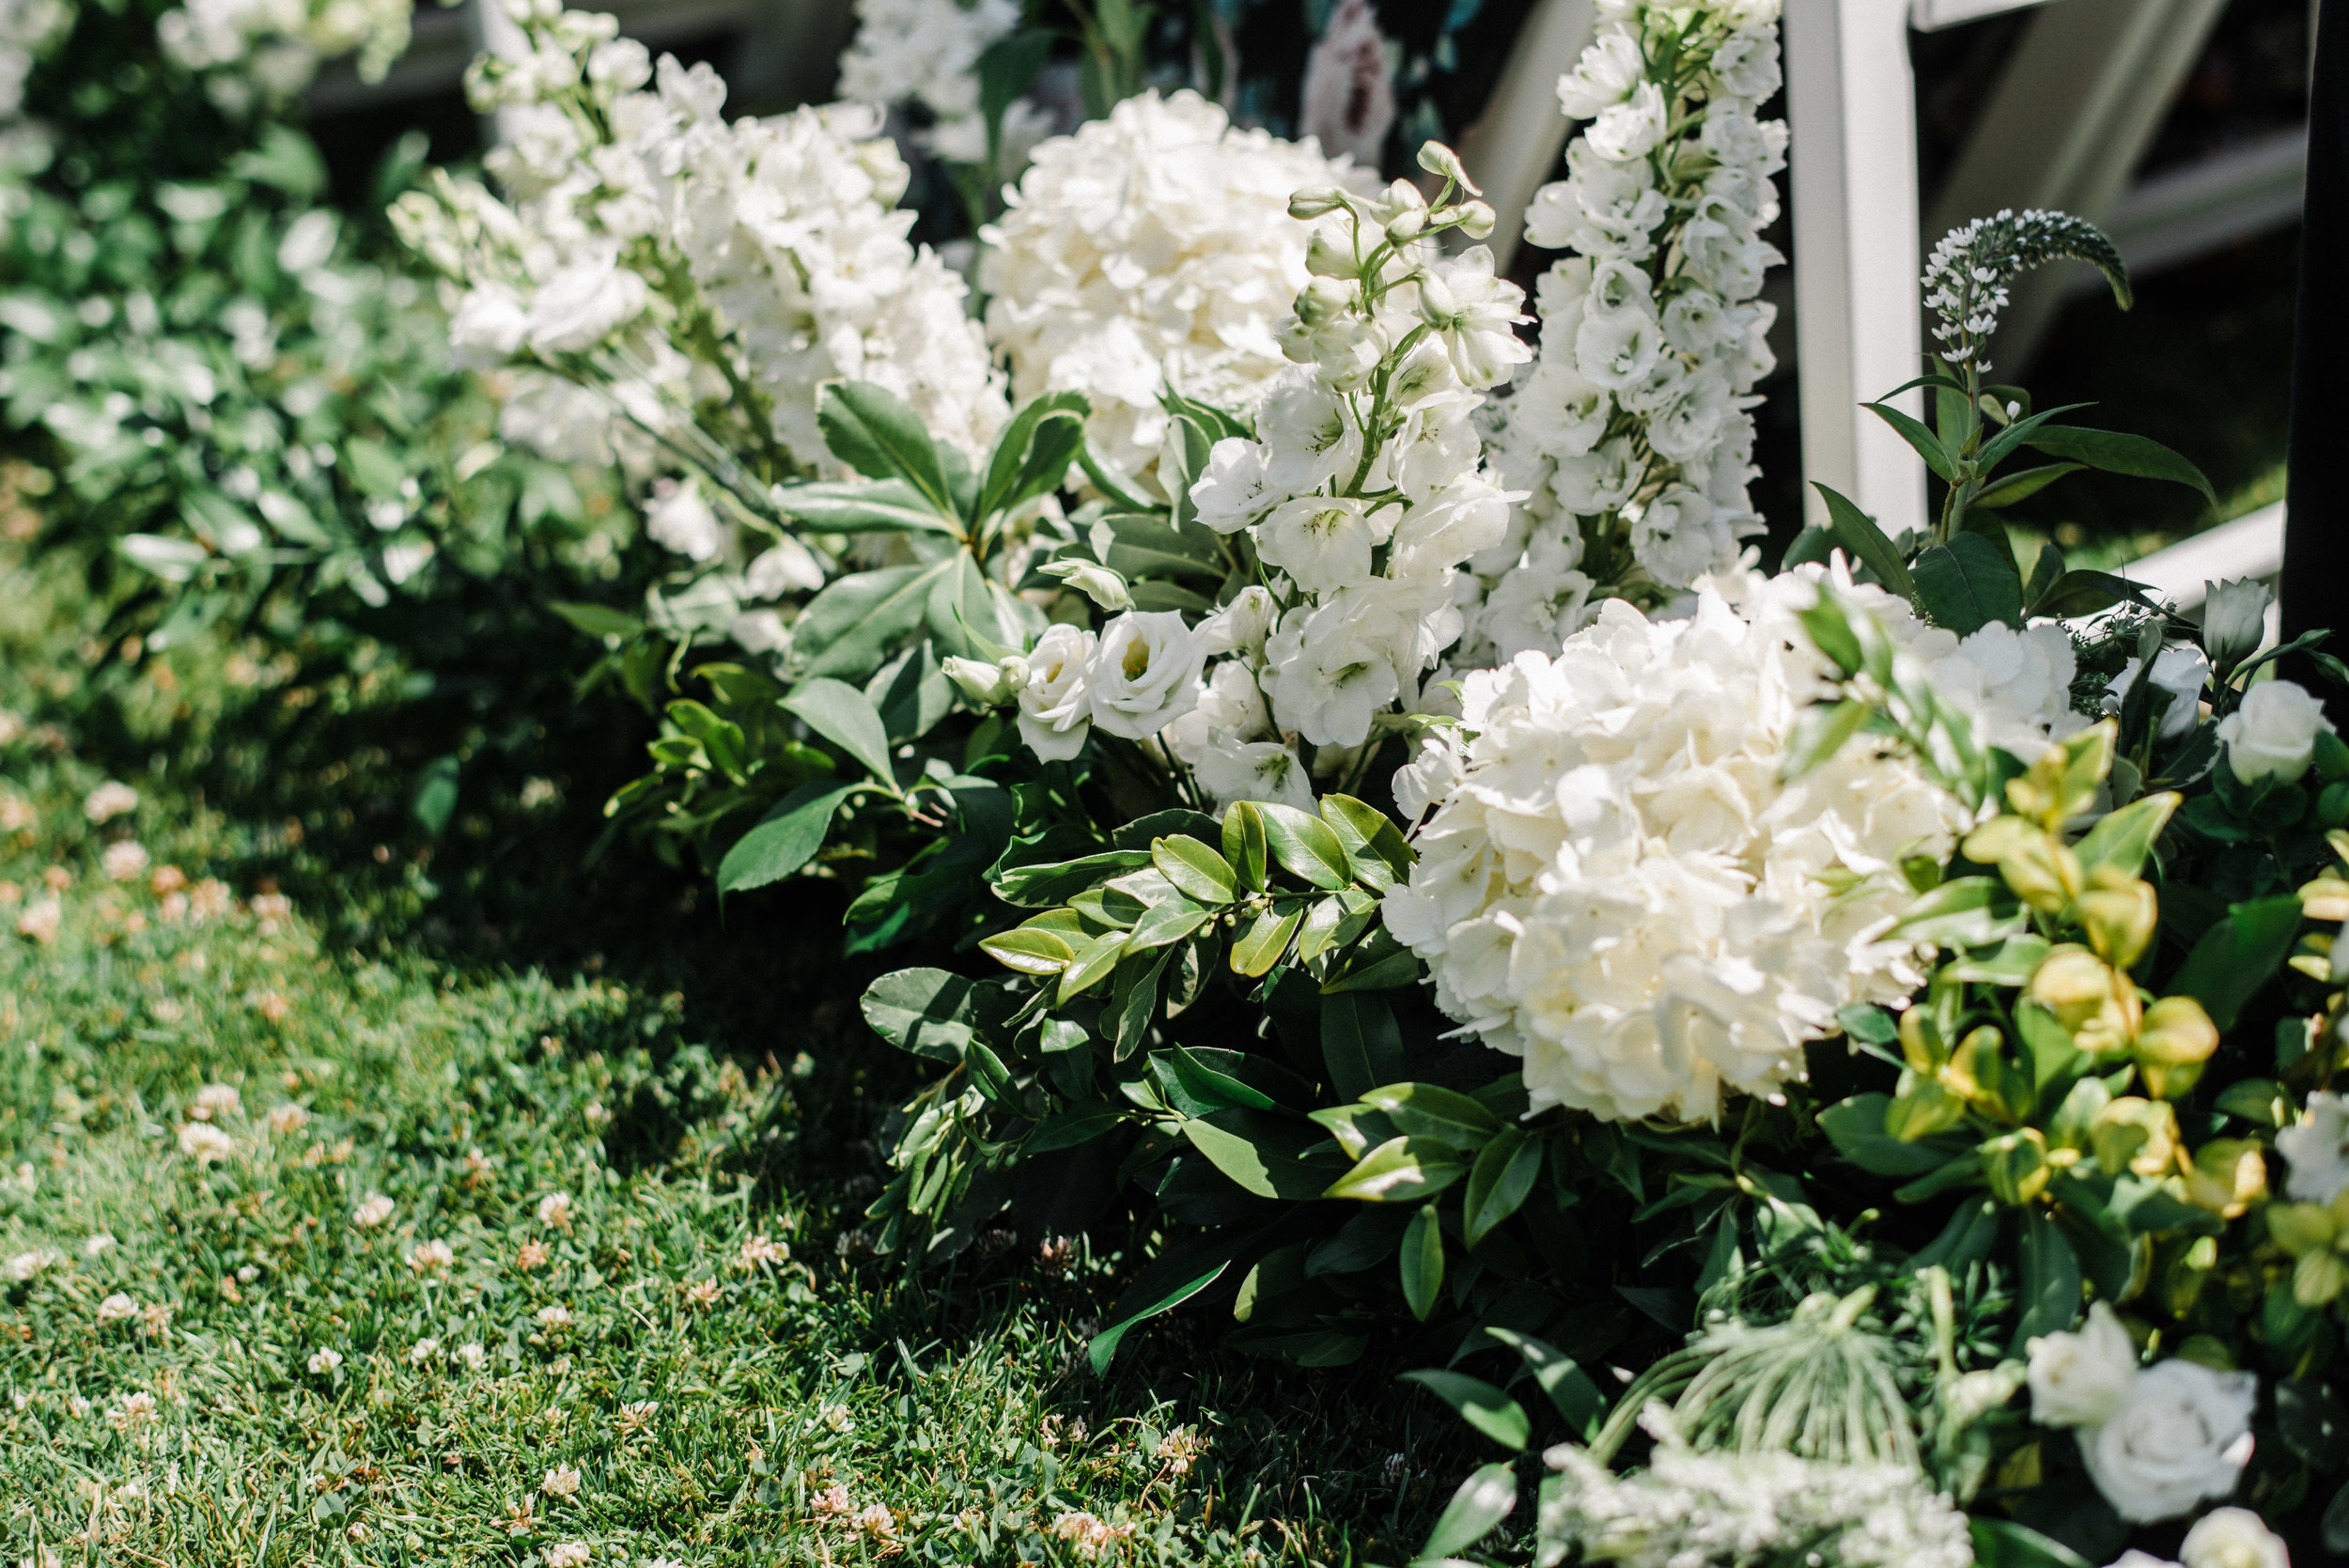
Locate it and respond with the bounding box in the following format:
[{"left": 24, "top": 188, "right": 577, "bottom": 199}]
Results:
[{"left": 0, "top": 541, "right": 1462, "bottom": 1567}]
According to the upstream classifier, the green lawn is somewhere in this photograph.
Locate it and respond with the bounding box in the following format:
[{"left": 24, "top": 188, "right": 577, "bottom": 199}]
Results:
[{"left": 0, "top": 540, "right": 1475, "bottom": 1567}]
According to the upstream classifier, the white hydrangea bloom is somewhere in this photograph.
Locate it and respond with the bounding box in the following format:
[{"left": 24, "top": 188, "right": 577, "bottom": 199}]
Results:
[
  {"left": 1537, "top": 1411, "right": 1973, "bottom": 1568},
  {"left": 980, "top": 90, "right": 1364, "bottom": 486},
  {"left": 1386, "top": 565, "right": 1976, "bottom": 1123},
  {"left": 1457, "top": 0, "right": 1784, "bottom": 667}
]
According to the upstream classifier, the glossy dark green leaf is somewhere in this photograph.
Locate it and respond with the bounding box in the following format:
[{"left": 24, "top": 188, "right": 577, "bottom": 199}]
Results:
[
  {"left": 1413, "top": 1461, "right": 1517, "bottom": 1563},
  {"left": 1221, "top": 800, "right": 1268, "bottom": 891},
  {"left": 2023, "top": 425, "right": 2217, "bottom": 506},
  {"left": 1400, "top": 1204, "right": 1443, "bottom": 1320},
  {"left": 1229, "top": 904, "right": 1301, "bottom": 977},
  {"left": 1179, "top": 1109, "right": 1341, "bottom": 1200},
  {"left": 978, "top": 925, "right": 1075, "bottom": 976},
  {"left": 1974, "top": 462, "right": 2086, "bottom": 511},
  {"left": 1324, "top": 1135, "right": 1467, "bottom": 1202},
  {"left": 1486, "top": 1327, "right": 1605, "bottom": 1439},
  {"left": 817, "top": 380, "right": 956, "bottom": 516},
  {"left": 1319, "top": 793, "right": 1414, "bottom": 889},
  {"left": 1462, "top": 1127, "right": 1541, "bottom": 1248},
  {"left": 1969, "top": 1518, "right": 2093, "bottom": 1568},
  {"left": 1256, "top": 802, "right": 1350, "bottom": 889},
  {"left": 792, "top": 561, "right": 951, "bottom": 681},
  {"left": 991, "top": 848, "right": 1153, "bottom": 907},
  {"left": 1863, "top": 400, "right": 1959, "bottom": 483},
  {"left": 2010, "top": 1203, "right": 2083, "bottom": 1357},
  {"left": 1400, "top": 1371, "right": 1530, "bottom": 1452},
  {"left": 1153, "top": 835, "right": 1237, "bottom": 904},
  {"left": 1087, "top": 1237, "right": 1237, "bottom": 1373},
  {"left": 1361, "top": 1082, "right": 1501, "bottom": 1148},
  {"left": 775, "top": 476, "right": 962, "bottom": 536},
  {"left": 1812, "top": 483, "right": 1916, "bottom": 599},
  {"left": 716, "top": 783, "right": 860, "bottom": 893},
  {"left": 2167, "top": 894, "right": 2304, "bottom": 1032},
  {"left": 1322, "top": 991, "right": 1406, "bottom": 1102},
  {"left": 1889, "top": 876, "right": 2027, "bottom": 947},
  {"left": 783, "top": 677, "right": 897, "bottom": 784},
  {"left": 1911, "top": 531, "right": 2025, "bottom": 635},
  {"left": 860, "top": 968, "right": 982, "bottom": 1061},
  {"left": 1819, "top": 1094, "right": 1960, "bottom": 1176}
]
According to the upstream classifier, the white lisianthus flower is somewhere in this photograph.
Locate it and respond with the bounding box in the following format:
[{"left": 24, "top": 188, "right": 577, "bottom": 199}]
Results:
[
  {"left": 2180, "top": 1507, "right": 2291, "bottom": 1568},
  {"left": 2105, "top": 645, "right": 2210, "bottom": 740},
  {"left": 2028, "top": 1303, "right": 2138, "bottom": 1428},
  {"left": 2078, "top": 1359, "right": 2258, "bottom": 1524},
  {"left": 2218, "top": 678, "right": 2335, "bottom": 786},
  {"left": 1018, "top": 624, "right": 1096, "bottom": 762},
  {"left": 1085, "top": 612, "right": 1205, "bottom": 740},
  {"left": 1386, "top": 566, "right": 1971, "bottom": 1123},
  {"left": 2276, "top": 1092, "right": 2349, "bottom": 1203}
]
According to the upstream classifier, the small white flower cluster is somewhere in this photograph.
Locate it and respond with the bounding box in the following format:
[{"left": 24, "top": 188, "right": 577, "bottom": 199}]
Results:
[
  {"left": 1456, "top": 0, "right": 1784, "bottom": 667},
  {"left": 836, "top": 0, "right": 1048, "bottom": 166},
  {"left": 156, "top": 0, "right": 412, "bottom": 110},
  {"left": 1537, "top": 1413, "right": 1973, "bottom": 1568},
  {"left": 979, "top": 90, "right": 1365, "bottom": 486},
  {"left": 1387, "top": 562, "right": 2085, "bottom": 1123},
  {"left": 2027, "top": 1304, "right": 2258, "bottom": 1524},
  {"left": 1921, "top": 206, "right": 2125, "bottom": 376},
  {"left": 394, "top": 0, "right": 1004, "bottom": 496},
  {"left": 969, "top": 154, "right": 1527, "bottom": 813}
]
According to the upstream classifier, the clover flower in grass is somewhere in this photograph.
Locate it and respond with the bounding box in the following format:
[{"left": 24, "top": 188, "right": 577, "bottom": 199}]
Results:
[
  {"left": 537, "top": 1191, "right": 573, "bottom": 1230},
  {"left": 542, "top": 1466, "right": 583, "bottom": 1498},
  {"left": 1388, "top": 566, "right": 1984, "bottom": 1123},
  {"left": 537, "top": 1304, "right": 574, "bottom": 1330},
  {"left": 267, "top": 1103, "right": 309, "bottom": 1137},
  {"left": 307, "top": 1347, "right": 343, "bottom": 1374},
  {"left": 408, "top": 1338, "right": 443, "bottom": 1366},
  {"left": 1048, "top": 1513, "right": 1135, "bottom": 1557},
  {"left": 100, "top": 842, "right": 148, "bottom": 882},
  {"left": 82, "top": 782, "right": 137, "bottom": 823},
  {"left": 980, "top": 89, "right": 1365, "bottom": 484},
  {"left": 351, "top": 1194, "right": 395, "bottom": 1229},
  {"left": 456, "top": 1342, "right": 487, "bottom": 1371},
  {"left": 5, "top": 1248, "right": 52, "bottom": 1281},
  {"left": 95, "top": 1293, "right": 138, "bottom": 1325},
  {"left": 108, "top": 1392, "right": 158, "bottom": 1431},
  {"left": 178, "top": 1122, "right": 235, "bottom": 1165},
  {"left": 190, "top": 1084, "right": 240, "bottom": 1121},
  {"left": 684, "top": 1278, "right": 720, "bottom": 1309},
  {"left": 739, "top": 1234, "right": 786, "bottom": 1268},
  {"left": 14, "top": 897, "right": 59, "bottom": 944},
  {"left": 406, "top": 1239, "right": 455, "bottom": 1275},
  {"left": 547, "top": 1545, "right": 590, "bottom": 1568}
]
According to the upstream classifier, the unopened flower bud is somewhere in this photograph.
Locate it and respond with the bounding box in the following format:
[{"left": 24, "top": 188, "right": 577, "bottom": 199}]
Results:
[
  {"left": 1040, "top": 559, "right": 1132, "bottom": 612},
  {"left": 1287, "top": 186, "right": 1347, "bottom": 220},
  {"left": 1292, "top": 275, "right": 1352, "bottom": 327},
  {"left": 1304, "top": 225, "right": 1360, "bottom": 280},
  {"left": 1415, "top": 141, "right": 1478, "bottom": 196},
  {"left": 1385, "top": 208, "right": 1429, "bottom": 243},
  {"left": 1369, "top": 177, "right": 1428, "bottom": 225},
  {"left": 942, "top": 656, "right": 1017, "bottom": 706},
  {"left": 1449, "top": 200, "right": 1497, "bottom": 240}
]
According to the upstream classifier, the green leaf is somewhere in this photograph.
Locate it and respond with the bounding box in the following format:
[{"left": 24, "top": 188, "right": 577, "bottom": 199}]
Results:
[
  {"left": 783, "top": 677, "right": 897, "bottom": 785},
  {"left": 1361, "top": 1083, "right": 1501, "bottom": 1148},
  {"left": 118, "top": 533, "right": 210, "bottom": 582},
  {"left": 1321, "top": 934, "right": 1424, "bottom": 993},
  {"left": 978, "top": 29, "right": 1052, "bottom": 163},
  {"left": 1322, "top": 991, "right": 1405, "bottom": 1102},
  {"left": 716, "top": 783, "right": 860, "bottom": 893},
  {"left": 1400, "top": 1371, "right": 1530, "bottom": 1452},
  {"left": 1087, "top": 1236, "right": 1237, "bottom": 1373},
  {"left": 2325, "top": 1481, "right": 2349, "bottom": 1556},
  {"left": 2010, "top": 1204, "right": 2083, "bottom": 1357},
  {"left": 1812, "top": 483, "right": 1916, "bottom": 600},
  {"left": 410, "top": 755, "right": 459, "bottom": 838},
  {"left": 2072, "top": 791, "right": 2179, "bottom": 878},
  {"left": 1152, "top": 835, "right": 1237, "bottom": 904},
  {"left": 1400, "top": 1204, "right": 1444, "bottom": 1320},
  {"left": 2023, "top": 426, "right": 2217, "bottom": 506},
  {"left": 1486, "top": 1329, "right": 1605, "bottom": 1439},
  {"left": 1057, "top": 930, "right": 1128, "bottom": 1001},
  {"left": 1026, "top": 1102, "right": 1125, "bottom": 1154},
  {"left": 860, "top": 968, "right": 983, "bottom": 1061},
  {"left": 776, "top": 477, "right": 962, "bottom": 536},
  {"left": 792, "top": 561, "right": 952, "bottom": 682},
  {"left": 1256, "top": 803, "right": 1350, "bottom": 889},
  {"left": 1178, "top": 1110, "right": 1337, "bottom": 1199},
  {"left": 1969, "top": 1518, "right": 2093, "bottom": 1568},
  {"left": 1229, "top": 905, "right": 1302, "bottom": 976},
  {"left": 1164, "top": 1047, "right": 1315, "bottom": 1114},
  {"left": 547, "top": 600, "right": 642, "bottom": 640},
  {"left": 1819, "top": 1094, "right": 1960, "bottom": 1176},
  {"left": 1325, "top": 1136, "right": 1467, "bottom": 1203},
  {"left": 993, "top": 848, "right": 1153, "bottom": 907},
  {"left": 2167, "top": 894, "right": 2304, "bottom": 1032},
  {"left": 977, "top": 389, "right": 1088, "bottom": 521},
  {"left": 1863, "top": 400, "right": 1960, "bottom": 483},
  {"left": 1912, "top": 531, "right": 2025, "bottom": 634},
  {"left": 1319, "top": 794, "right": 1413, "bottom": 889},
  {"left": 1127, "top": 893, "right": 1211, "bottom": 951},
  {"left": 2015, "top": 1001, "right": 2085, "bottom": 1093},
  {"left": 1783, "top": 699, "right": 1871, "bottom": 778},
  {"left": 1221, "top": 801, "right": 1268, "bottom": 892},
  {"left": 1462, "top": 1127, "right": 1541, "bottom": 1248},
  {"left": 1413, "top": 1461, "right": 1517, "bottom": 1563},
  {"left": 1973, "top": 462, "right": 2086, "bottom": 510},
  {"left": 817, "top": 381, "right": 956, "bottom": 517},
  {"left": 978, "top": 926, "right": 1075, "bottom": 976},
  {"left": 1890, "top": 877, "right": 2027, "bottom": 947}
]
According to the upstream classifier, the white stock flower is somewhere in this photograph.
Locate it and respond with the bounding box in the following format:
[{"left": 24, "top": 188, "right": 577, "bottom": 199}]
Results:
[
  {"left": 2028, "top": 1302, "right": 2138, "bottom": 1428},
  {"left": 1017, "top": 624, "right": 1096, "bottom": 761},
  {"left": 1386, "top": 567, "right": 1970, "bottom": 1123},
  {"left": 2180, "top": 1507, "right": 2291, "bottom": 1568},
  {"left": 1086, "top": 612, "right": 1206, "bottom": 740},
  {"left": 980, "top": 90, "right": 1361, "bottom": 482},
  {"left": 2218, "top": 679, "right": 2334, "bottom": 786},
  {"left": 2277, "top": 1092, "right": 2349, "bottom": 1203},
  {"left": 2077, "top": 1358, "right": 2257, "bottom": 1523}
]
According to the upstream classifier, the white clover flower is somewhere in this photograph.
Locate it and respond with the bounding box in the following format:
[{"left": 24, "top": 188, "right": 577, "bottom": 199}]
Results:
[
  {"left": 408, "top": 1338, "right": 443, "bottom": 1366},
  {"left": 178, "top": 1122, "right": 235, "bottom": 1165},
  {"left": 1388, "top": 566, "right": 1972, "bottom": 1123},
  {"left": 351, "top": 1193, "right": 396, "bottom": 1229},
  {"left": 546, "top": 1545, "right": 591, "bottom": 1568},
  {"left": 83, "top": 781, "right": 137, "bottom": 823},
  {"left": 537, "top": 1190, "right": 573, "bottom": 1229},
  {"left": 456, "top": 1341, "right": 488, "bottom": 1371},
  {"left": 307, "top": 1346, "right": 343, "bottom": 1374},
  {"left": 2279, "top": 1093, "right": 2349, "bottom": 1203},
  {"left": 2078, "top": 1358, "right": 2258, "bottom": 1523},
  {"left": 101, "top": 841, "right": 150, "bottom": 882},
  {"left": 542, "top": 1465, "right": 583, "bottom": 1498},
  {"left": 96, "top": 1292, "right": 139, "bottom": 1325},
  {"left": 980, "top": 90, "right": 1361, "bottom": 482},
  {"left": 190, "top": 1083, "right": 241, "bottom": 1121},
  {"left": 4, "top": 1248, "right": 52, "bottom": 1282},
  {"left": 2028, "top": 1302, "right": 2138, "bottom": 1428},
  {"left": 2218, "top": 679, "right": 2335, "bottom": 786}
]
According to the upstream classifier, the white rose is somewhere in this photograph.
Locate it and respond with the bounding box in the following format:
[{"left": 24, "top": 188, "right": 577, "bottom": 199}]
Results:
[
  {"left": 2180, "top": 1507, "right": 2290, "bottom": 1568},
  {"left": 2028, "top": 1302, "right": 2138, "bottom": 1428},
  {"left": 2217, "top": 679, "right": 2334, "bottom": 786},
  {"left": 1086, "top": 612, "right": 1206, "bottom": 740},
  {"left": 2078, "top": 1358, "right": 2258, "bottom": 1524},
  {"left": 2277, "top": 1092, "right": 2349, "bottom": 1203},
  {"left": 2105, "top": 1554, "right": 2181, "bottom": 1568},
  {"left": 1018, "top": 623, "right": 1096, "bottom": 761}
]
